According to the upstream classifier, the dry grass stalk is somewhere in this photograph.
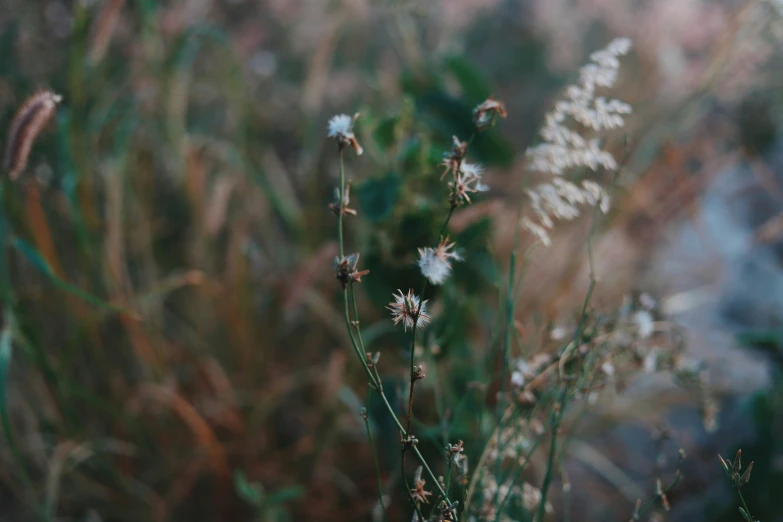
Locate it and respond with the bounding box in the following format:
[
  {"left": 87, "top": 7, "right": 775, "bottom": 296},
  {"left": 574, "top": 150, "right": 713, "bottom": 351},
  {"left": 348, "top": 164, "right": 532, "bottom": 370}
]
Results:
[{"left": 3, "top": 91, "right": 62, "bottom": 180}]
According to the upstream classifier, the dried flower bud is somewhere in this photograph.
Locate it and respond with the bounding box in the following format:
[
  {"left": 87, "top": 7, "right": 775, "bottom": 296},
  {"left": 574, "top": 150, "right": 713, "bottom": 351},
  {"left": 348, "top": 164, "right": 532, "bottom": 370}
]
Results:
[
  {"left": 412, "top": 365, "right": 425, "bottom": 382},
  {"left": 441, "top": 135, "right": 469, "bottom": 179},
  {"left": 401, "top": 434, "right": 419, "bottom": 448},
  {"left": 329, "top": 180, "right": 357, "bottom": 216},
  {"left": 410, "top": 478, "right": 432, "bottom": 505},
  {"left": 335, "top": 253, "right": 369, "bottom": 288},
  {"left": 447, "top": 440, "right": 464, "bottom": 456},
  {"left": 4, "top": 91, "right": 62, "bottom": 180},
  {"left": 473, "top": 96, "right": 507, "bottom": 130},
  {"left": 739, "top": 461, "right": 754, "bottom": 486}
]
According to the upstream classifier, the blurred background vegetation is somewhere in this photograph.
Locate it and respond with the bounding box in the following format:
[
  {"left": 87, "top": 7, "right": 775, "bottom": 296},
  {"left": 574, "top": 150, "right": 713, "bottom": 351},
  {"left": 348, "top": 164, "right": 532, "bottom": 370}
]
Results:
[{"left": 1, "top": 0, "right": 783, "bottom": 520}]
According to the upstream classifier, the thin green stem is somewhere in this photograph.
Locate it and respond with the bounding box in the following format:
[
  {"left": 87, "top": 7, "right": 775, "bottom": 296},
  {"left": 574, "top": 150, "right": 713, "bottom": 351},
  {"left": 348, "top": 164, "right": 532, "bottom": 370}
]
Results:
[
  {"left": 363, "top": 401, "right": 388, "bottom": 522},
  {"left": 535, "top": 207, "right": 600, "bottom": 522},
  {"left": 402, "top": 455, "right": 427, "bottom": 522},
  {"left": 445, "top": 457, "right": 454, "bottom": 499},
  {"left": 736, "top": 488, "right": 754, "bottom": 521},
  {"left": 493, "top": 205, "right": 522, "bottom": 513},
  {"left": 337, "top": 152, "right": 345, "bottom": 259},
  {"left": 342, "top": 289, "right": 378, "bottom": 389},
  {"left": 633, "top": 471, "right": 682, "bottom": 520},
  {"left": 406, "top": 326, "right": 418, "bottom": 435}
]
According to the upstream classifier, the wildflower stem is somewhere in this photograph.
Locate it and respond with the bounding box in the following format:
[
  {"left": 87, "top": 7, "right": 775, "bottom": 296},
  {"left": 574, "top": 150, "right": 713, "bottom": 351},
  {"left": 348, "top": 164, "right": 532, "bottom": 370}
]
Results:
[
  {"left": 406, "top": 326, "right": 418, "bottom": 435},
  {"left": 737, "top": 489, "right": 752, "bottom": 519},
  {"left": 494, "top": 204, "right": 522, "bottom": 514},
  {"left": 445, "top": 456, "right": 454, "bottom": 497},
  {"left": 363, "top": 401, "right": 388, "bottom": 522},
  {"left": 633, "top": 471, "right": 683, "bottom": 520},
  {"left": 536, "top": 207, "right": 599, "bottom": 522},
  {"left": 337, "top": 151, "right": 345, "bottom": 259},
  {"left": 402, "top": 457, "right": 427, "bottom": 522},
  {"left": 342, "top": 289, "right": 378, "bottom": 389}
]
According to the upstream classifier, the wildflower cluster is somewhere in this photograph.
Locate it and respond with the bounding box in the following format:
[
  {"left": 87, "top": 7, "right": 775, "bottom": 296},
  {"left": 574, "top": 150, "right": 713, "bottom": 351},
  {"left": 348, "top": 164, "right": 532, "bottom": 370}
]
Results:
[
  {"left": 326, "top": 93, "right": 506, "bottom": 522},
  {"left": 522, "top": 37, "right": 632, "bottom": 246}
]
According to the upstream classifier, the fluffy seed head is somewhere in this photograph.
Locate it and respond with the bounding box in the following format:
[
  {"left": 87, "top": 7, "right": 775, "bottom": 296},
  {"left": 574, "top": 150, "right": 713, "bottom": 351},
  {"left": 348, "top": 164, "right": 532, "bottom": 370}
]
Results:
[
  {"left": 418, "top": 237, "right": 462, "bottom": 285},
  {"left": 327, "top": 113, "right": 363, "bottom": 155},
  {"left": 387, "top": 289, "right": 431, "bottom": 331}
]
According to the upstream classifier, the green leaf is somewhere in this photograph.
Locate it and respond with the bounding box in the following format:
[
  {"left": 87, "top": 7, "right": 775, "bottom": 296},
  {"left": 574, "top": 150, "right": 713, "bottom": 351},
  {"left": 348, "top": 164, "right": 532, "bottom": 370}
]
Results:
[
  {"left": 0, "top": 325, "right": 13, "bottom": 442},
  {"left": 357, "top": 172, "right": 400, "bottom": 223},
  {"left": 373, "top": 116, "right": 398, "bottom": 149},
  {"left": 233, "top": 470, "right": 264, "bottom": 507},
  {"left": 444, "top": 56, "right": 490, "bottom": 102},
  {"left": 12, "top": 238, "right": 131, "bottom": 314},
  {"left": 264, "top": 486, "right": 305, "bottom": 506}
]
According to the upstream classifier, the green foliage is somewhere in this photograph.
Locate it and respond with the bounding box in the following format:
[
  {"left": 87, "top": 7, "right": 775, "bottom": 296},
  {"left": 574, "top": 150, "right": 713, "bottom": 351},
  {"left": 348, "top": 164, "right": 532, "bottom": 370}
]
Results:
[{"left": 357, "top": 172, "right": 400, "bottom": 223}]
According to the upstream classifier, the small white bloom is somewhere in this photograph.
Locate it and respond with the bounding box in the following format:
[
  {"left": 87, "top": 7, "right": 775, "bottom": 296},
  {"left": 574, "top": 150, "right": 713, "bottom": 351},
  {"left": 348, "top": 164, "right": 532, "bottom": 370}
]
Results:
[
  {"left": 328, "top": 114, "right": 353, "bottom": 138},
  {"left": 633, "top": 310, "right": 654, "bottom": 338},
  {"left": 639, "top": 292, "right": 656, "bottom": 310},
  {"left": 460, "top": 162, "right": 484, "bottom": 179},
  {"left": 601, "top": 361, "right": 615, "bottom": 377},
  {"left": 417, "top": 237, "right": 462, "bottom": 285},
  {"left": 511, "top": 371, "right": 525, "bottom": 388}
]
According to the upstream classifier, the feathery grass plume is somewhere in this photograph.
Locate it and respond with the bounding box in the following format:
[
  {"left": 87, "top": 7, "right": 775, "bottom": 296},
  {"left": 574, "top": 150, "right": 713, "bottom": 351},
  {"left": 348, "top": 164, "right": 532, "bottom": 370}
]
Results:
[
  {"left": 3, "top": 91, "right": 62, "bottom": 180},
  {"left": 522, "top": 38, "right": 631, "bottom": 246}
]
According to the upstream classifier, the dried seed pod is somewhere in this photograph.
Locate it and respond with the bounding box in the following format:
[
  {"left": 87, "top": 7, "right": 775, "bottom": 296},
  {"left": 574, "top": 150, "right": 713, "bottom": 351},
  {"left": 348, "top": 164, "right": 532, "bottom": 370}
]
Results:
[{"left": 4, "top": 91, "right": 62, "bottom": 180}]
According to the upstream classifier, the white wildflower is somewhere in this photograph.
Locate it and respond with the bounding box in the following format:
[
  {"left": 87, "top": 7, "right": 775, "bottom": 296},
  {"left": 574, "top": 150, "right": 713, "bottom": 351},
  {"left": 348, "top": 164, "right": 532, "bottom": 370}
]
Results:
[
  {"left": 418, "top": 237, "right": 462, "bottom": 285},
  {"left": 510, "top": 371, "right": 525, "bottom": 388},
  {"left": 327, "top": 113, "right": 363, "bottom": 155},
  {"left": 633, "top": 309, "right": 654, "bottom": 338}
]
